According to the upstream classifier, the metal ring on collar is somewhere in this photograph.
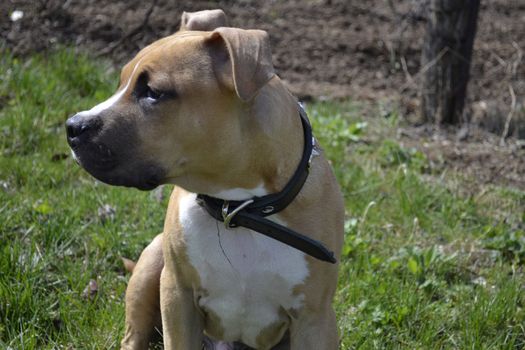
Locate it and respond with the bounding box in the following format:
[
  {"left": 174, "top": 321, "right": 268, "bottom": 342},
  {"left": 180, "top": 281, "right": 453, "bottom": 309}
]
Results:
[{"left": 221, "top": 199, "right": 254, "bottom": 229}]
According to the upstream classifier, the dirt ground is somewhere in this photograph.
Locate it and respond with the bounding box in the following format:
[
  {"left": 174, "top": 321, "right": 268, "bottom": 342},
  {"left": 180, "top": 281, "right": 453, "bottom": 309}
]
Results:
[{"left": 1, "top": 0, "right": 524, "bottom": 189}]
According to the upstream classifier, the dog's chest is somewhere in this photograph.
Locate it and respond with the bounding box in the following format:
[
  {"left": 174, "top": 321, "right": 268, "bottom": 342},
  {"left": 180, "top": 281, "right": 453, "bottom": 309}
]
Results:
[{"left": 179, "top": 194, "right": 309, "bottom": 345}]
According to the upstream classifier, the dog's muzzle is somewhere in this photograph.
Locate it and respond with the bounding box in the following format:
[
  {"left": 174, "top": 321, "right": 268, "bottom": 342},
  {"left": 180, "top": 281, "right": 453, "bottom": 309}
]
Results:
[
  {"left": 66, "top": 112, "right": 118, "bottom": 171},
  {"left": 65, "top": 112, "right": 165, "bottom": 191}
]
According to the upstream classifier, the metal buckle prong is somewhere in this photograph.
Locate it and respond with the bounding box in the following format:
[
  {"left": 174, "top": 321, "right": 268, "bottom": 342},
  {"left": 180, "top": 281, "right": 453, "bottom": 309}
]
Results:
[
  {"left": 308, "top": 136, "right": 319, "bottom": 169},
  {"left": 221, "top": 199, "right": 254, "bottom": 229}
]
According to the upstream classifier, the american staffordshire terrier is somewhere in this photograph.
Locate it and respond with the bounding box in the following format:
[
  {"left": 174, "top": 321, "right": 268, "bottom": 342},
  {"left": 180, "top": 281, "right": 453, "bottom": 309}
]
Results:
[{"left": 66, "top": 9, "right": 344, "bottom": 350}]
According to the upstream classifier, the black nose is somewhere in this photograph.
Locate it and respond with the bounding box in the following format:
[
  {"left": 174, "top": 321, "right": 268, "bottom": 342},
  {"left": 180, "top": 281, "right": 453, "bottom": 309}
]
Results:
[{"left": 66, "top": 113, "right": 102, "bottom": 146}]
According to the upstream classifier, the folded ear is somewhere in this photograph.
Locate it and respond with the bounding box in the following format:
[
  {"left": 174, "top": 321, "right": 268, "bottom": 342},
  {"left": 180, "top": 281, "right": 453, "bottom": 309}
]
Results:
[
  {"left": 180, "top": 9, "right": 228, "bottom": 31},
  {"left": 206, "top": 27, "right": 276, "bottom": 102}
]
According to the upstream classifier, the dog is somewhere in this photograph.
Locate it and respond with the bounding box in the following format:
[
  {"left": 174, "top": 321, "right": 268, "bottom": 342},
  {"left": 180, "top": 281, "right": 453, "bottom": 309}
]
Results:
[{"left": 66, "top": 9, "right": 344, "bottom": 350}]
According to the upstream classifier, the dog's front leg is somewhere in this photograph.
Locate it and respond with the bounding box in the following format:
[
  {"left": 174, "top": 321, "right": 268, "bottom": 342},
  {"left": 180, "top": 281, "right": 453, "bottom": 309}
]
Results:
[
  {"left": 160, "top": 265, "right": 203, "bottom": 349},
  {"left": 121, "top": 234, "right": 164, "bottom": 350}
]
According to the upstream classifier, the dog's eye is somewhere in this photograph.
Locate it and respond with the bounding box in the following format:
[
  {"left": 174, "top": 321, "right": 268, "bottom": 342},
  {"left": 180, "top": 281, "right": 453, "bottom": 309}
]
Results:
[
  {"left": 134, "top": 71, "right": 172, "bottom": 104},
  {"left": 145, "top": 86, "right": 164, "bottom": 101}
]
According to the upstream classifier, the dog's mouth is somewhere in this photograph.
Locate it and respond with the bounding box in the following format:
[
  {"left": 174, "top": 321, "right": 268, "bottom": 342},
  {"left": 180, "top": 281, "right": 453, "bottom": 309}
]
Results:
[
  {"left": 70, "top": 141, "right": 118, "bottom": 171},
  {"left": 70, "top": 143, "right": 116, "bottom": 182},
  {"left": 71, "top": 142, "right": 165, "bottom": 191}
]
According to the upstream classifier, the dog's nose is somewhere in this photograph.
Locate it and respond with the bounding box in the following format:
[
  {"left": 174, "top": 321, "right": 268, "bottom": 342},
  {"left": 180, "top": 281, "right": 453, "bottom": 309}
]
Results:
[{"left": 66, "top": 113, "right": 102, "bottom": 146}]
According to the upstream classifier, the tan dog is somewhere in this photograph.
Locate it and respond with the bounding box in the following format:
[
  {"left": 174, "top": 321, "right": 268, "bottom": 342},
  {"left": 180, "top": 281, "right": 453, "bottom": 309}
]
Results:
[{"left": 66, "top": 8, "right": 344, "bottom": 350}]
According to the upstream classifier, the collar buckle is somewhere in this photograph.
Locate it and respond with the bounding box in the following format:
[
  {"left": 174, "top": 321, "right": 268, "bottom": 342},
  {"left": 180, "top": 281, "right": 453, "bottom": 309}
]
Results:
[{"left": 221, "top": 199, "right": 254, "bottom": 229}]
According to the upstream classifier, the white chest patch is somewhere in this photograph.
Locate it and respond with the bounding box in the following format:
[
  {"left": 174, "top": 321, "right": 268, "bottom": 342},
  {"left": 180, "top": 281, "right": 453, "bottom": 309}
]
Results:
[{"left": 179, "top": 193, "right": 309, "bottom": 346}]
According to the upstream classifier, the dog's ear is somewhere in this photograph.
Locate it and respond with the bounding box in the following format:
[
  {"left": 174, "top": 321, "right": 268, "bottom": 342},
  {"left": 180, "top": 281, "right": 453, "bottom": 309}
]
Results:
[
  {"left": 180, "top": 9, "right": 228, "bottom": 31},
  {"left": 207, "top": 27, "right": 275, "bottom": 102}
]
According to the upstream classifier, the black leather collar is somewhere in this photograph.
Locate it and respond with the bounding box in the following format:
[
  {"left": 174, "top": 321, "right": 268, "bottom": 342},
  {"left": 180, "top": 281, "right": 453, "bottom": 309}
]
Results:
[{"left": 197, "top": 104, "right": 336, "bottom": 264}]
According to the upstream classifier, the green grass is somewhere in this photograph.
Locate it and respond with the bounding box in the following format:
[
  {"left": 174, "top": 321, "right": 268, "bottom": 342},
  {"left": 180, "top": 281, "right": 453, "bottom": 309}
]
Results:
[{"left": 1, "top": 49, "right": 524, "bottom": 349}]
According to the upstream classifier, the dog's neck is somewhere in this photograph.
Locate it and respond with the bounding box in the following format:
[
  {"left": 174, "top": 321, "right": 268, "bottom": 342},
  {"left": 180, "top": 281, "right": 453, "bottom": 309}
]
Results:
[
  {"left": 215, "top": 77, "right": 304, "bottom": 200},
  {"left": 250, "top": 79, "right": 305, "bottom": 195},
  {"left": 175, "top": 77, "right": 304, "bottom": 200}
]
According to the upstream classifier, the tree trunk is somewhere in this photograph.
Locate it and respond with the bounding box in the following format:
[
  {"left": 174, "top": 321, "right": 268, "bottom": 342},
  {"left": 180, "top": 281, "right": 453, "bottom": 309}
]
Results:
[{"left": 421, "top": 0, "right": 480, "bottom": 125}]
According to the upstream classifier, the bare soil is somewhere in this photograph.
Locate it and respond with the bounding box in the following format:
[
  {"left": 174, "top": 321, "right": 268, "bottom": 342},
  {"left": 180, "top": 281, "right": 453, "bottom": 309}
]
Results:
[{"left": 1, "top": 0, "right": 524, "bottom": 189}]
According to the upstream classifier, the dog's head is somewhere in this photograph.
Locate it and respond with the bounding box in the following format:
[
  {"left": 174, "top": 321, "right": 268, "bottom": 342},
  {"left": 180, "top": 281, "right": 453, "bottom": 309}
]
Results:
[{"left": 66, "top": 10, "right": 275, "bottom": 191}]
